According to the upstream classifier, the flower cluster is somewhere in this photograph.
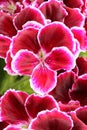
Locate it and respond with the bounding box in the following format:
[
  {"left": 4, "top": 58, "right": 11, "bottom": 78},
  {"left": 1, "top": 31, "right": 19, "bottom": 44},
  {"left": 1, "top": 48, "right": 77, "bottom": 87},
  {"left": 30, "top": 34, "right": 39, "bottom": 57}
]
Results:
[{"left": 0, "top": 0, "right": 87, "bottom": 129}]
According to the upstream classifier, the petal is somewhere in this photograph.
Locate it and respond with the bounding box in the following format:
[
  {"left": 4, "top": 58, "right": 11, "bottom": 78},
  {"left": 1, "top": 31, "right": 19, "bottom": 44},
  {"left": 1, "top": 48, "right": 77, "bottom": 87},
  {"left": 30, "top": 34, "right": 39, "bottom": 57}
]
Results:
[
  {"left": 0, "top": 35, "right": 11, "bottom": 59},
  {"left": 4, "top": 125, "right": 21, "bottom": 130},
  {"left": 4, "top": 51, "right": 16, "bottom": 75},
  {"left": 70, "top": 110, "right": 87, "bottom": 130},
  {"left": 39, "top": 0, "right": 67, "bottom": 22},
  {"left": 30, "top": 64, "right": 57, "bottom": 95},
  {"left": 0, "top": 89, "right": 29, "bottom": 124},
  {"left": 12, "top": 49, "right": 39, "bottom": 76},
  {"left": 71, "top": 27, "right": 87, "bottom": 51},
  {"left": 38, "top": 22, "right": 76, "bottom": 53},
  {"left": 76, "top": 57, "right": 87, "bottom": 76},
  {"left": 11, "top": 27, "right": 40, "bottom": 56},
  {"left": 70, "top": 75, "right": 87, "bottom": 105},
  {"left": 14, "top": 6, "right": 46, "bottom": 30},
  {"left": 76, "top": 106, "right": 87, "bottom": 125},
  {"left": 0, "top": 12, "right": 17, "bottom": 37},
  {"left": 45, "top": 47, "right": 75, "bottom": 71},
  {"left": 25, "top": 94, "right": 58, "bottom": 118},
  {"left": 29, "top": 109, "right": 73, "bottom": 130},
  {"left": 59, "top": 100, "right": 80, "bottom": 112},
  {"left": 63, "top": 0, "right": 83, "bottom": 8},
  {"left": 64, "top": 7, "right": 85, "bottom": 28},
  {"left": 49, "top": 71, "right": 76, "bottom": 103}
]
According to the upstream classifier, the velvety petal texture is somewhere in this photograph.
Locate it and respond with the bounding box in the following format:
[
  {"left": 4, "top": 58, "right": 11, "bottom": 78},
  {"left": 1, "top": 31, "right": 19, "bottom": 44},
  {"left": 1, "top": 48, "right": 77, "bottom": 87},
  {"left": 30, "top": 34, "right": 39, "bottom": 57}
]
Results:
[
  {"left": 49, "top": 71, "right": 76, "bottom": 103},
  {"left": 30, "top": 64, "right": 57, "bottom": 95},
  {"left": 4, "top": 51, "right": 16, "bottom": 75},
  {"left": 0, "top": 12, "right": 17, "bottom": 37},
  {"left": 38, "top": 22, "right": 76, "bottom": 54},
  {"left": 12, "top": 49, "right": 39, "bottom": 75},
  {"left": 70, "top": 75, "right": 87, "bottom": 105},
  {"left": 39, "top": 0, "right": 67, "bottom": 22},
  {"left": 14, "top": 6, "right": 46, "bottom": 30},
  {"left": 64, "top": 7, "right": 85, "bottom": 28},
  {"left": 0, "top": 35, "right": 11, "bottom": 58},
  {"left": 63, "top": 0, "right": 83, "bottom": 8},
  {"left": 29, "top": 109, "right": 73, "bottom": 130},
  {"left": 11, "top": 27, "right": 40, "bottom": 56},
  {"left": 71, "top": 27, "right": 87, "bottom": 51},
  {"left": 0, "top": 89, "right": 29, "bottom": 124},
  {"left": 25, "top": 94, "right": 58, "bottom": 118},
  {"left": 76, "top": 57, "right": 87, "bottom": 76},
  {"left": 45, "top": 47, "right": 75, "bottom": 71}
]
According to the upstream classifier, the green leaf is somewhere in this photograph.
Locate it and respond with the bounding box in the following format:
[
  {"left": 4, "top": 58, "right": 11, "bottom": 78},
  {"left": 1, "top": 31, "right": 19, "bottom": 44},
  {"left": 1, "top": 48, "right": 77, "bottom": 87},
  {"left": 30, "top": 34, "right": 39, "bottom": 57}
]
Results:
[
  {"left": 79, "top": 51, "right": 87, "bottom": 58},
  {"left": 0, "top": 59, "right": 34, "bottom": 95}
]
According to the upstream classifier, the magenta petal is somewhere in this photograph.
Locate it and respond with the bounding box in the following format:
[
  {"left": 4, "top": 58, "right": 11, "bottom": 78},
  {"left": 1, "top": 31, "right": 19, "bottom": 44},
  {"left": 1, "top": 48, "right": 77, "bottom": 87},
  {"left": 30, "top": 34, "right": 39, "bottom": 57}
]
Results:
[
  {"left": 14, "top": 6, "right": 45, "bottom": 30},
  {"left": 30, "top": 64, "right": 57, "bottom": 95},
  {"left": 25, "top": 94, "right": 58, "bottom": 118},
  {"left": 45, "top": 47, "right": 75, "bottom": 71},
  {"left": 0, "top": 89, "right": 29, "bottom": 124},
  {"left": 4, "top": 51, "right": 16, "bottom": 75},
  {"left": 71, "top": 27, "right": 87, "bottom": 51},
  {"left": 4, "top": 125, "right": 21, "bottom": 130},
  {"left": 39, "top": 0, "right": 67, "bottom": 22},
  {"left": 12, "top": 49, "right": 39, "bottom": 75},
  {"left": 0, "top": 12, "right": 17, "bottom": 37},
  {"left": 11, "top": 27, "right": 40, "bottom": 56},
  {"left": 29, "top": 109, "right": 73, "bottom": 130},
  {"left": 38, "top": 22, "right": 76, "bottom": 53},
  {"left": 0, "top": 35, "right": 11, "bottom": 59}
]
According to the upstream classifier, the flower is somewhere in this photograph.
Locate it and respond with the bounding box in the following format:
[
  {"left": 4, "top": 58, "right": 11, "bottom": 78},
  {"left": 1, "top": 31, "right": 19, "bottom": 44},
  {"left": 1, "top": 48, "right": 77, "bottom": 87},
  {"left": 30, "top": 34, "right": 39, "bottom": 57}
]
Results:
[{"left": 10, "top": 22, "right": 76, "bottom": 94}]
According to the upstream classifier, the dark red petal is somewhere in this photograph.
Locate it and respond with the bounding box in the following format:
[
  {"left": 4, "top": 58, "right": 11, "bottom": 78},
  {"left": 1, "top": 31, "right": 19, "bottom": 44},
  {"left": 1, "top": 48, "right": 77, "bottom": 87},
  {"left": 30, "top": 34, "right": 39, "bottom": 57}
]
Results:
[
  {"left": 0, "top": 89, "right": 29, "bottom": 124},
  {"left": 0, "top": 121, "right": 8, "bottom": 130},
  {"left": 76, "top": 57, "right": 87, "bottom": 76},
  {"left": 0, "top": 35, "right": 11, "bottom": 59},
  {"left": 63, "top": 0, "right": 83, "bottom": 8},
  {"left": 64, "top": 7, "right": 85, "bottom": 28},
  {"left": 75, "top": 106, "right": 87, "bottom": 126},
  {"left": 38, "top": 22, "right": 76, "bottom": 53},
  {"left": 11, "top": 27, "right": 40, "bottom": 56},
  {"left": 39, "top": 0, "right": 67, "bottom": 22},
  {"left": 70, "top": 75, "right": 87, "bottom": 105},
  {"left": 49, "top": 71, "right": 76, "bottom": 103},
  {"left": 12, "top": 49, "right": 39, "bottom": 75},
  {"left": 14, "top": 6, "right": 45, "bottom": 30},
  {"left": 30, "top": 64, "right": 57, "bottom": 95},
  {"left": 0, "top": 12, "right": 17, "bottom": 37},
  {"left": 25, "top": 94, "right": 58, "bottom": 118},
  {"left": 29, "top": 109, "right": 73, "bottom": 130},
  {"left": 45, "top": 47, "right": 75, "bottom": 71}
]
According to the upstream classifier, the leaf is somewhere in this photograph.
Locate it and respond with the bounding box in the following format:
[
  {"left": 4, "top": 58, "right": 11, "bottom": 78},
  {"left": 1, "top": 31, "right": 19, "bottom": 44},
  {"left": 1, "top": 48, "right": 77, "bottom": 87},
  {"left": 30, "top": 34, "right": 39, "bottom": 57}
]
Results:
[{"left": 0, "top": 59, "right": 34, "bottom": 95}]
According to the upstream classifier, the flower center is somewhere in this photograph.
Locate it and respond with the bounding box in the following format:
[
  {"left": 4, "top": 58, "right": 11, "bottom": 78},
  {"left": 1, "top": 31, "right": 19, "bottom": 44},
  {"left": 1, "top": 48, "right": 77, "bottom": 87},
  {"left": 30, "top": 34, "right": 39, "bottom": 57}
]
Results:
[{"left": 0, "top": 1, "right": 16, "bottom": 14}]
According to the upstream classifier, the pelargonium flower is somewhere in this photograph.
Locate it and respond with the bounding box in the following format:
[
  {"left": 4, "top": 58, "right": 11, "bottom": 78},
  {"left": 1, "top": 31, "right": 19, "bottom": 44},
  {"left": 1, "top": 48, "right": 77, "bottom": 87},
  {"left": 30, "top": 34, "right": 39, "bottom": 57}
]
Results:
[
  {"left": 10, "top": 22, "right": 76, "bottom": 94},
  {"left": 0, "top": 89, "right": 59, "bottom": 129}
]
